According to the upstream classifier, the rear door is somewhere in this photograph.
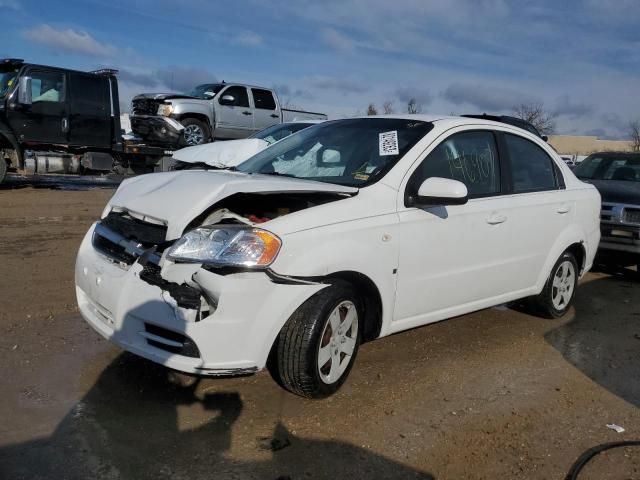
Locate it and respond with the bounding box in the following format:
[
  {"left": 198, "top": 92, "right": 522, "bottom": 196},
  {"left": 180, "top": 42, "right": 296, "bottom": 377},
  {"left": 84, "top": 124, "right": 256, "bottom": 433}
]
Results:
[
  {"left": 68, "top": 72, "right": 111, "bottom": 148},
  {"left": 250, "top": 88, "right": 281, "bottom": 131},
  {"left": 7, "top": 68, "right": 68, "bottom": 145},
  {"left": 495, "top": 132, "right": 569, "bottom": 289},
  {"left": 215, "top": 85, "right": 253, "bottom": 139}
]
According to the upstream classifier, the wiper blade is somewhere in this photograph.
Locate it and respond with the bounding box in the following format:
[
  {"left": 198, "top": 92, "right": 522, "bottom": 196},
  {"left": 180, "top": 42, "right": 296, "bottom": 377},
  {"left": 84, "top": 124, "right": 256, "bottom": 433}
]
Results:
[{"left": 258, "top": 171, "right": 296, "bottom": 178}]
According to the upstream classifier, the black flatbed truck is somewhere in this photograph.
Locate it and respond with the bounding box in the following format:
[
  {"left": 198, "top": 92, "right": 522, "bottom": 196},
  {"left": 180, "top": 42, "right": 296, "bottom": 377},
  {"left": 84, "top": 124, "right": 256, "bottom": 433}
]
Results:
[{"left": 0, "top": 58, "right": 181, "bottom": 184}]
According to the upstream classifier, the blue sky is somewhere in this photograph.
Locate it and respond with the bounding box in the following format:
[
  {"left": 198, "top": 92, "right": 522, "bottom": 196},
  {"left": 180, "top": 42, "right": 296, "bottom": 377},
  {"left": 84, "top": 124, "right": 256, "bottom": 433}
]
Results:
[{"left": 1, "top": 0, "right": 638, "bottom": 138}]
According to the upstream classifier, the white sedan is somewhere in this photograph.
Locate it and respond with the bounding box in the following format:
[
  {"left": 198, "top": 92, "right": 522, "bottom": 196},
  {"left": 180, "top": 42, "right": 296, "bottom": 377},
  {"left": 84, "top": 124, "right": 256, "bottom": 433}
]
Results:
[{"left": 76, "top": 116, "right": 601, "bottom": 398}]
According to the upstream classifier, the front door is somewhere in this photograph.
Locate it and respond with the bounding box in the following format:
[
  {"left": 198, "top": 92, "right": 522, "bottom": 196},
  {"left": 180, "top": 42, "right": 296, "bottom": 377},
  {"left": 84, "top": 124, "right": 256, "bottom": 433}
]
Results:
[
  {"left": 393, "top": 129, "right": 514, "bottom": 329},
  {"left": 7, "top": 68, "right": 68, "bottom": 145},
  {"left": 215, "top": 85, "right": 254, "bottom": 139}
]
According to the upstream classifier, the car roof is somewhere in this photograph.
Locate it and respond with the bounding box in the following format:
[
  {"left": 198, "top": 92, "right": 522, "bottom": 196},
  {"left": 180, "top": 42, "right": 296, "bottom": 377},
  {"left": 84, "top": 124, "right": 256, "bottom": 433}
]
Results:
[{"left": 342, "top": 114, "right": 540, "bottom": 132}]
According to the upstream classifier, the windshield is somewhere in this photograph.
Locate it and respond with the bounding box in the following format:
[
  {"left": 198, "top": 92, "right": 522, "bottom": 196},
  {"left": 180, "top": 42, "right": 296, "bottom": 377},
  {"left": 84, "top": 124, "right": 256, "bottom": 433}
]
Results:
[
  {"left": 237, "top": 118, "right": 433, "bottom": 187},
  {"left": 574, "top": 154, "right": 640, "bottom": 182},
  {"left": 187, "top": 83, "right": 225, "bottom": 99},
  {"left": 0, "top": 69, "right": 18, "bottom": 98},
  {"left": 249, "top": 122, "right": 314, "bottom": 145}
]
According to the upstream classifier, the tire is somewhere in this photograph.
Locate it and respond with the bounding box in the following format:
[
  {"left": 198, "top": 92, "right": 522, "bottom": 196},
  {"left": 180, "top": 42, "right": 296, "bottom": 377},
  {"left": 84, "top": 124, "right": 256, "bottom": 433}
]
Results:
[
  {"left": 0, "top": 158, "right": 7, "bottom": 184},
  {"left": 180, "top": 118, "right": 210, "bottom": 146},
  {"left": 268, "top": 281, "right": 362, "bottom": 398},
  {"left": 529, "top": 251, "right": 579, "bottom": 318}
]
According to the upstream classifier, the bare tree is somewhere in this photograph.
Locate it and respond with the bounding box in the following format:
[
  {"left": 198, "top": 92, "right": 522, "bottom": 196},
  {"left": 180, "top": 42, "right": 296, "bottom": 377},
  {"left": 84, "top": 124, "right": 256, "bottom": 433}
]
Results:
[
  {"left": 512, "top": 102, "right": 556, "bottom": 136},
  {"left": 366, "top": 103, "right": 378, "bottom": 115},
  {"left": 407, "top": 98, "right": 423, "bottom": 114},
  {"left": 383, "top": 100, "right": 394, "bottom": 114},
  {"left": 629, "top": 120, "right": 640, "bottom": 152}
]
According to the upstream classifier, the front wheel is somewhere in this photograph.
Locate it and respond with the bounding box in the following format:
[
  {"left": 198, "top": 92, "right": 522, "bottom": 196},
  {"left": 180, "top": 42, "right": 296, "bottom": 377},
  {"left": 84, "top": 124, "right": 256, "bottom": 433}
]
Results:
[
  {"left": 180, "top": 118, "right": 210, "bottom": 146},
  {"left": 268, "top": 281, "right": 362, "bottom": 398},
  {"left": 529, "top": 251, "right": 579, "bottom": 318}
]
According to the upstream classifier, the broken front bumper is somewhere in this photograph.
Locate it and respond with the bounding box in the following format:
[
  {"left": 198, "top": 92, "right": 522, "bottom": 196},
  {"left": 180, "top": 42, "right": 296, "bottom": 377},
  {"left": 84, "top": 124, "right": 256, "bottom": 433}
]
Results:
[
  {"left": 129, "top": 115, "right": 184, "bottom": 146},
  {"left": 75, "top": 223, "right": 325, "bottom": 375}
]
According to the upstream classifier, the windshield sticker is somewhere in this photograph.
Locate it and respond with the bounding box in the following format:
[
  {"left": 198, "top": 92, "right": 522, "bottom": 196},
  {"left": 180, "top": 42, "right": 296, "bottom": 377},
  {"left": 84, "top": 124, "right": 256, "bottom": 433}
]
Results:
[
  {"left": 379, "top": 131, "right": 399, "bottom": 156},
  {"left": 353, "top": 172, "right": 370, "bottom": 181}
]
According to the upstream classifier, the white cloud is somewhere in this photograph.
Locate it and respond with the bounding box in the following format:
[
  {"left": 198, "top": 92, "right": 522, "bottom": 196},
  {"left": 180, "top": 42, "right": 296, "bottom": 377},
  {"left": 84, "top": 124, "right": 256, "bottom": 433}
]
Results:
[
  {"left": 23, "top": 24, "right": 118, "bottom": 57},
  {"left": 321, "top": 27, "right": 355, "bottom": 53},
  {"left": 0, "top": 0, "right": 20, "bottom": 9},
  {"left": 234, "top": 31, "right": 263, "bottom": 47},
  {"left": 443, "top": 83, "right": 538, "bottom": 112}
]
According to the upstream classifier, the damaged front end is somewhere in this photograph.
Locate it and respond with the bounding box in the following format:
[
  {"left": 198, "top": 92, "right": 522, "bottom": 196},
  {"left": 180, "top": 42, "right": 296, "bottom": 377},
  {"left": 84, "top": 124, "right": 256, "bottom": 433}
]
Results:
[{"left": 77, "top": 189, "right": 350, "bottom": 375}]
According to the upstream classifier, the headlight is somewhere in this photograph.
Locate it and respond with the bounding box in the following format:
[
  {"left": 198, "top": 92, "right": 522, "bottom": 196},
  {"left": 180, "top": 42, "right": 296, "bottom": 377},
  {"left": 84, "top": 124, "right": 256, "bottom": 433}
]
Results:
[
  {"left": 167, "top": 227, "right": 281, "bottom": 268},
  {"left": 157, "top": 103, "right": 174, "bottom": 116}
]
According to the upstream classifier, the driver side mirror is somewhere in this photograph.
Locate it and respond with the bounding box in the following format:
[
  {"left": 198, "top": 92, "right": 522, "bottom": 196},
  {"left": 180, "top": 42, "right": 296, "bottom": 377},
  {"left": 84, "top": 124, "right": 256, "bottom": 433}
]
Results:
[
  {"left": 316, "top": 147, "right": 341, "bottom": 166},
  {"left": 219, "top": 94, "right": 235, "bottom": 106},
  {"left": 18, "top": 76, "right": 32, "bottom": 105},
  {"left": 409, "top": 177, "right": 468, "bottom": 207}
]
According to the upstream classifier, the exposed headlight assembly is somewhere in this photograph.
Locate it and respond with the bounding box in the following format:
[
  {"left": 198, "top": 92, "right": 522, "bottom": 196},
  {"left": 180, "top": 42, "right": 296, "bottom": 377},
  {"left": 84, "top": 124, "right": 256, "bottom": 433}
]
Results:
[
  {"left": 157, "top": 103, "right": 174, "bottom": 116},
  {"left": 167, "top": 227, "right": 281, "bottom": 268}
]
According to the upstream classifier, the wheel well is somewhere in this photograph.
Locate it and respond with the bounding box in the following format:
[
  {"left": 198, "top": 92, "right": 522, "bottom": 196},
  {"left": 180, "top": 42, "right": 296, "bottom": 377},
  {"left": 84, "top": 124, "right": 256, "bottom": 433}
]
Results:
[
  {"left": 325, "top": 271, "right": 383, "bottom": 343},
  {"left": 566, "top": 242, "right": 586, "bottom": 274},
  {"left": 177, "top": 114, "right": 211, "bottom": 132}
]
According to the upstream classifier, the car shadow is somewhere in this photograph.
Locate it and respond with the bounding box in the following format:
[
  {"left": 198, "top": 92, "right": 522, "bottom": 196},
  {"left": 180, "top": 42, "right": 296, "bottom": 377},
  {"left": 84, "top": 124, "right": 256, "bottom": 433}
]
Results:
[
  {"left": 545, "top": 274, "right": 640, "bottom": 407},
  {"left": 0, "top": 296, "right": 434, "bottom": 479}
]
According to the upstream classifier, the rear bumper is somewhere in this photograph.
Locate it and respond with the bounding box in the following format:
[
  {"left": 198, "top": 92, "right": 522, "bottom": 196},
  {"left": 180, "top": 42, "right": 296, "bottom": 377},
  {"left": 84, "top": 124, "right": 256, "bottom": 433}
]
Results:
[
  {"left": 130, "top": 115, "right": 184, "bottom": 146},
  {"left": 75, "top": 223, "right": 326, "bottom": 375}
]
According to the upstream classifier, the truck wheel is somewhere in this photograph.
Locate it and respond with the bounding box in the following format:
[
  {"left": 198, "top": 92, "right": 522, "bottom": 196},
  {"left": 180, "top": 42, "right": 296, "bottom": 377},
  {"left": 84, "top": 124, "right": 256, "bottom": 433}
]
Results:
[
  {"left": 0, "top": 158, "right": 6, "bottom": 184},
  {"left": 529, "top": 251, "right": 578, "bottom": 319},
  {"left": 180, "top": 118, "right": 210, "bottom": 146},
  {"left": 269, "top": 281, "right": 362, "bottom": 398}
]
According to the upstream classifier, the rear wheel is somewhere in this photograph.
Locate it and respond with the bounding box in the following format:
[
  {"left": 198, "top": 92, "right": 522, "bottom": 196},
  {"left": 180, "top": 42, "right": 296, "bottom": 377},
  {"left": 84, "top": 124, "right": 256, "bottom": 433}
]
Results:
[
  {"left": 268, "top": 281, "right": 362, "bottom": 398},
  {"left": 529, "top": 251, "right": 578, "bottom": 318},
  {"left": 180, "top": 118, "right": 210, "bottom": 146}
]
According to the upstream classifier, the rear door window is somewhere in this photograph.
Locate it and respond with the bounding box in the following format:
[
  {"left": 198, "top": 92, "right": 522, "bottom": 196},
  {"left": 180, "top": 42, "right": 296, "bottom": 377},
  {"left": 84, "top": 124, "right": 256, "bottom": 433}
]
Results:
[
  {"left": 251, "top": 89, "right": 277, "bottom": 110},
  {"left": 504, "top": 133, "right": 557, "bottom": 192}
]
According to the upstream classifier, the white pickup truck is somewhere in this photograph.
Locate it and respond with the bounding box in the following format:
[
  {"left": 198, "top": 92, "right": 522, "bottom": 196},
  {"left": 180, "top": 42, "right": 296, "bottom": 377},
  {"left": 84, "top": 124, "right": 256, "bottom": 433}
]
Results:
[{"left": 130, "top": 83, "right": 327, "bottom": 147}]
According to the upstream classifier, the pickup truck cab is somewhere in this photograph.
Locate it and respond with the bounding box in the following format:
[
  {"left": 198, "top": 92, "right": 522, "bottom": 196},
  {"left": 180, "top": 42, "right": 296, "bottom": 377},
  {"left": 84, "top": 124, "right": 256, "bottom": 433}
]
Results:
[
  {"left": 130, "top": 83, "right": 326, "bottom": 147},
  {"left": 76, "top": 115, "right": 600, "bottom": 398}
]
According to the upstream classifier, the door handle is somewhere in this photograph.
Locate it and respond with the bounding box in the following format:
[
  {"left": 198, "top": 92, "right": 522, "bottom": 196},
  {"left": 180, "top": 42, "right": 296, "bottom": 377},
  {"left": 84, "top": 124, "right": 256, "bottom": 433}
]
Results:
[
  {"left": 61, "top": 117, "right": 69, "bottom": 132},
  {"left": 557, "top": 204, "right": 571, "bottom": 214},
  {"left": 242, "top": 111, "right": 252, "bottom": 116},
  {"left": 270, "top": 113, "right": 279, "bottom": 118},
  {"left": 486, "top": 213, "right": 507, "bottom": 225}
]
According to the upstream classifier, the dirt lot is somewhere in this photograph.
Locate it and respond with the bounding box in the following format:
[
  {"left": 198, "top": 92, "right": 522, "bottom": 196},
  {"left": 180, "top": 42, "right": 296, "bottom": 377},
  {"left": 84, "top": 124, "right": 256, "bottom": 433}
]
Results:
[{"left": 0, "top": 186, "right": 638, "bottom": 479}]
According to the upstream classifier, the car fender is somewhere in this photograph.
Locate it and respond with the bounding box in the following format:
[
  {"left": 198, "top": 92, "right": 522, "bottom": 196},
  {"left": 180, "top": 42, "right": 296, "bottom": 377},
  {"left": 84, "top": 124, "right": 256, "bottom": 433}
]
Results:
[
  {"left": 535, "top": 223, "right": 589, "bottom": 292},
  {"left": 271, "top": 213, "right": 400, "bottom": 337}
]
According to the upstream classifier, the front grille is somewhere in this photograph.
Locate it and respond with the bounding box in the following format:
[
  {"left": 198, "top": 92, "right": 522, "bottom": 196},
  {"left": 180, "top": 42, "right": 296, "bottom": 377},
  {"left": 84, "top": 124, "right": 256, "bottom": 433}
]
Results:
[
  {"left": 623, "top": 207, "right": 640, "bottom": 225},
  {"left": 93, "top": 211, "right": 168, "bottom": 266},
  {"left": 143, "top": 323, "right": 200, "bottom": 358},
  {"left": 600, "top": 203, "right": 615, "bottom": 222},
  {"left": 131, "top": 98, "right": 159, "bottom": 116}
]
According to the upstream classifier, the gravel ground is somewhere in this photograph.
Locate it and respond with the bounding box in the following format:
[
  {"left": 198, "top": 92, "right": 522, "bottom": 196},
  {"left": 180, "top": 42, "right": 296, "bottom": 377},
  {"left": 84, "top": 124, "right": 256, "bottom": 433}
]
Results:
[{"left": 0, "top": 186, "right": 638, "bottom": 479}]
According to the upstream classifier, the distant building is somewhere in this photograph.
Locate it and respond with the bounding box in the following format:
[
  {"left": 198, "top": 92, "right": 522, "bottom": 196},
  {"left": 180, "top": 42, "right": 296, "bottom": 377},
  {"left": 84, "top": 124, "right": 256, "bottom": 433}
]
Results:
[{"left": 548, "top": 135, "right": 633, "bottom": 156}]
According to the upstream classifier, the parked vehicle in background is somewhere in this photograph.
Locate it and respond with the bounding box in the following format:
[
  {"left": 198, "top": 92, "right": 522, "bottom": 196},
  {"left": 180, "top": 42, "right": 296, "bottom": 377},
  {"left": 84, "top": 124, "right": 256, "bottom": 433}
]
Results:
[
  {"left": 0, "top": 58, "right": 172, "bottom": 184},
  {"left": 573, "top": 152, "right": 640, "bottom": 271},
  {"left": 130, "top": 83, "right": 326, "bottom": 147},
  {"left": 461, "top": 114, "right": 548, "bottom": 141},
  {"left": 170, "top": 121, "right": 323, "bottom": 171},
  {"left": 76, "top": 115, "right": 600, "bottom": 398}
]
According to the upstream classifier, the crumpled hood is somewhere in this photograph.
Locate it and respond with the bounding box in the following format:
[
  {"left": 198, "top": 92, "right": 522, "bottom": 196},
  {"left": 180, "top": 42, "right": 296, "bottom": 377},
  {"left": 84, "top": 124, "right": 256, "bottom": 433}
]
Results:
[
  {"left": 172, "top": 139, "right": 269, "bottom": 167},
  {"left": 105, "top": 170, "right": 357, "bottom": 239}
]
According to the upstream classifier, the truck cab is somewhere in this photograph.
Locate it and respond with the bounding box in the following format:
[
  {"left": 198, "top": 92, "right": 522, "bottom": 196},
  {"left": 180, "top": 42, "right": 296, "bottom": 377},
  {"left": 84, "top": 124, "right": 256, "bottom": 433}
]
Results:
[{"left": 0, "top": 59, "right": 174, "bottom": 183}]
